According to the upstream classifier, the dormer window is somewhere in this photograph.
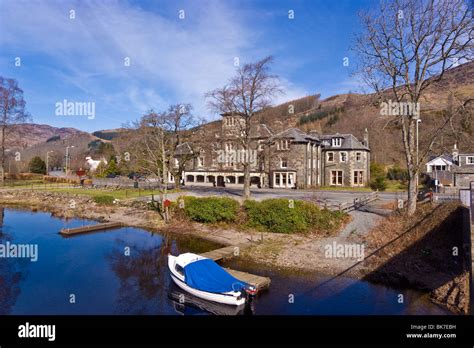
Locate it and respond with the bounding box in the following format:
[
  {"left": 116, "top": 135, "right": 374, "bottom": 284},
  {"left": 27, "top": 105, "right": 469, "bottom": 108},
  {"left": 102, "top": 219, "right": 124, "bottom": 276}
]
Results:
[
  {"left": 332, "top": 138, "right": 342, "bottom": 147},
  {"left": 281, "top": 140, "right": 290, "bottom": 150}
]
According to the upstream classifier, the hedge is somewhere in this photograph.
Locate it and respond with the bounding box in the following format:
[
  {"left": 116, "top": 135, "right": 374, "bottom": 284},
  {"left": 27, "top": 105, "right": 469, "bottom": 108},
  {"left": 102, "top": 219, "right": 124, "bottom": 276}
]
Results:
[
  {"left": 181, "top": 196, "right": 239, "bottom": 223},
  {"left": 93, "top": 195, "right": 115, "bottom": 205},
  {"left": 244, "top": 198, "right": 347, "bottom": 234}
]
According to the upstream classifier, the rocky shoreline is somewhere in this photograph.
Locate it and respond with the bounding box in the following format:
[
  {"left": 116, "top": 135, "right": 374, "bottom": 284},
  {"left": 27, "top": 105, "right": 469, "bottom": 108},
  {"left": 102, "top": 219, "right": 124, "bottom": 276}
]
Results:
[{"left": 0, "top": 189, "right": 468, "bottom": 314}]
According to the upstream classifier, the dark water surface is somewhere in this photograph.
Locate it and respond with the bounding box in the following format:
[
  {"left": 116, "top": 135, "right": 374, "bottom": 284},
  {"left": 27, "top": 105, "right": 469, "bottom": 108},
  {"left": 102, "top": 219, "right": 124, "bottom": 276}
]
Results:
[{"left": 0, "top": 207, "right": 450, "bottom": 315}]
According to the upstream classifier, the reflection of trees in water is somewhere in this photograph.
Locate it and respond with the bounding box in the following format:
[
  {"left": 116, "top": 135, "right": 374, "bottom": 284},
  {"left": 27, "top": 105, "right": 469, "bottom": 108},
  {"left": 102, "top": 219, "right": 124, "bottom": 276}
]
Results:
[
  {"left": 0, "top": 208, "right": 24, "bottom": 314},
  {"left": 107, "top": 236, "right": 172, "bottom": 314}
]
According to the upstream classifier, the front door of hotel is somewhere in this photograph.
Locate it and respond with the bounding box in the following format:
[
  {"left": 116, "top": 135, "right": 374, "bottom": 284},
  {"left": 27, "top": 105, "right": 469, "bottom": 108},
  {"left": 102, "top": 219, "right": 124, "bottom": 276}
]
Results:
[{"left": 217, "top": 175, "right": 225, "bottom": 187}]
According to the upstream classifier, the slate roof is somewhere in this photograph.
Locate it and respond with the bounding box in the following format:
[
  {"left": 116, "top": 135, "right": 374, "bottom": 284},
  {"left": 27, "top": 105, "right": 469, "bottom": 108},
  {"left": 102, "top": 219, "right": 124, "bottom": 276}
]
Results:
[
  {"left": 174, "top": 142, "right": 194, "bottom": 156},
  {"left": 268, "top": 128, "right": 319, "bottom": 143},
  {"left": 249, "top": 123, "right": 274, "bottom": 138},
  {"left": 320, "top": 133, "right": 369, "bottom": 151},
  {"left": 427, "top": 154, "right": 455, "bottom": 164}
]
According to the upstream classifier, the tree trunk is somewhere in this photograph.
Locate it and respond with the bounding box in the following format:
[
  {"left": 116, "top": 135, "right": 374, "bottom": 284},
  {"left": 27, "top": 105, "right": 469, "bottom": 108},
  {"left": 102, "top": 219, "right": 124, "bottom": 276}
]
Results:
[
  {"left": 407, "top": 172, "right": 417, "bottom": 215},
  {"left": 405, "top": 120, "right": 418, "bottom": 216},
  {"left": 0, "top": 124, "right": 6, "bottom": 185},
  {"left": 175, "top": 171, "right": 181, "bottom": 191},
  {"left": 243, "top": 163, "right": 251, "bottom": 200}
]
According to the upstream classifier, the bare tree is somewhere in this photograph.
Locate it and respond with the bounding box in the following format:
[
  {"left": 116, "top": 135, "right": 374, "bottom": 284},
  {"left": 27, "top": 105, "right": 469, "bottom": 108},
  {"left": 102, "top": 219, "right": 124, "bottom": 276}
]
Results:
[
  {"left": 0, "top": 77, "right": 29, "bottom": 184},
  {"left": 354, "top": 0, "right": 473, "bottom": 215},
  {"left": 206, "top": 56, "right": 282, "bottom": 199},
  {"left": 164, "top": 103, "right": 199, "bottom": 190}
]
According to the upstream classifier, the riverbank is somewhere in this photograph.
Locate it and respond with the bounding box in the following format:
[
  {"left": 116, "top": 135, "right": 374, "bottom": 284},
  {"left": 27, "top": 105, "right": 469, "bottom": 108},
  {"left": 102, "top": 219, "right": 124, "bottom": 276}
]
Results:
[
  {"left": 0, "top": 189, "right": 373, "bottom": 275},
  {"left": 0, "top": 189, "right": 467, "bottom": 314}
]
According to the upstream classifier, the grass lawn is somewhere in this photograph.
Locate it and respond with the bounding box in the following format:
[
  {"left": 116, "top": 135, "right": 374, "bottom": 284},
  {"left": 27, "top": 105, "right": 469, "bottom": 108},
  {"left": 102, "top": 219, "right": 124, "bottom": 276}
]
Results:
[{"left": 42, "top": 187, "right": 182, "bottom": 200}]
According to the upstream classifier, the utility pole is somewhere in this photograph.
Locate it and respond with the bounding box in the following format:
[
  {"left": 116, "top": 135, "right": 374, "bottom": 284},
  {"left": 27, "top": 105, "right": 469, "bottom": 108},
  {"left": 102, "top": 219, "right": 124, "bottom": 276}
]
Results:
[
  {"left": 46, "top": 151, "right": 53, "bottom": 176},
  {"left": 65, "top": 146, "right": 74, "bottom": 176}
]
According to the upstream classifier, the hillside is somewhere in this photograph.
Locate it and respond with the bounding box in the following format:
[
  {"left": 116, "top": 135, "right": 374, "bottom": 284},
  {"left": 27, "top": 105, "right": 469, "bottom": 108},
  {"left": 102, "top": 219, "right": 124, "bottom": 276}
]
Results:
[
  {"left": 195, "top": 61, "right": 474, "bottom": 166},
  {"left": 6, "top": 123, "right": 88, "bottom": 149},
  {"left": 4, "top": 62, "right": 472, "bottom": 170}
]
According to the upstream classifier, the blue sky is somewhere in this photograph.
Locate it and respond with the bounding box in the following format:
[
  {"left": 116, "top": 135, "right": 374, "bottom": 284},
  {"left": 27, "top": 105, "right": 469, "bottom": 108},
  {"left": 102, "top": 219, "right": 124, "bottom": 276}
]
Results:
[{"left": 0, "top": 0, "right": 375, "bottom": 132}]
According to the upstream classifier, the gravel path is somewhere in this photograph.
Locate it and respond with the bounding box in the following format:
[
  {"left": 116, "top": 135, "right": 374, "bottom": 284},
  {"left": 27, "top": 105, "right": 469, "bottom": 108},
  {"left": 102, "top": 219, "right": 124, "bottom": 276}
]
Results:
[{"left": 339, "top": 210, "right": 383, "bottom": 239}]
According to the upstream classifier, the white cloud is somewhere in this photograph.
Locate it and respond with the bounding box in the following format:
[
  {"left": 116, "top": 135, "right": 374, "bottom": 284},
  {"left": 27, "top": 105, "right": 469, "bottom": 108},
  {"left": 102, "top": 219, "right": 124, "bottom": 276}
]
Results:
[{"left": 0, "top": 0, "right": 308, "bottom": 122}]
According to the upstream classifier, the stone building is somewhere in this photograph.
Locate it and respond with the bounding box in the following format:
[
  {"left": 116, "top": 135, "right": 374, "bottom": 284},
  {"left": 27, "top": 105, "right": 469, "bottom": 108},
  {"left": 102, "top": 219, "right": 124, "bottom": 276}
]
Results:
[{"left": 171, "top": 113, "right": 371, "bottom": 189}]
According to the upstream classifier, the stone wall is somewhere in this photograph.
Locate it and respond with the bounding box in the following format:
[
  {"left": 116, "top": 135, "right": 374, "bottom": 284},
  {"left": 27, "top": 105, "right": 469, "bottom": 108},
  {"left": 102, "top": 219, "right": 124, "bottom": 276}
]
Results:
[{"left": 322, "top": 150, "right": 369, "bottom": 187}]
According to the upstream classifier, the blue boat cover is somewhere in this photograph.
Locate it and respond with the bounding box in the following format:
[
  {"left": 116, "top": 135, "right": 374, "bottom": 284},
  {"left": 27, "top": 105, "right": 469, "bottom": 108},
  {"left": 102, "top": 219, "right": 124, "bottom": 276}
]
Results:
[{"left": 184, "top": 259, "right": 248, "bottom": 293}]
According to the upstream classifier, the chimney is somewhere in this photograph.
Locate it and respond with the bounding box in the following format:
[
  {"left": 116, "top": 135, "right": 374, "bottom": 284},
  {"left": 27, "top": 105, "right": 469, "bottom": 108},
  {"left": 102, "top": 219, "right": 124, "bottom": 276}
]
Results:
[
  {"left": 452, "top": 143, "right": 459, "bottom": 164},
  {"left": 363, "top": 128, "right": 369, "bottom": 147}
]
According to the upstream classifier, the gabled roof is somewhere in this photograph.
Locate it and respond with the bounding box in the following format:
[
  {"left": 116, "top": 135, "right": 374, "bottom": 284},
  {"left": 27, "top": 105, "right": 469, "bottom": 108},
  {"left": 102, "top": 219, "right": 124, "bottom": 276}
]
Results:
[
  {"left": 268, "top": 128, "right": 319, "bottom": 143},
  {"left": 320, "top": 133, "right": 369, "bottom": 151},
  {"left": 249, "top": 123, "right": 273, "bottom": 138},
  {"left": 427, "top": 154, "right": 454, "bottom": 165},
  {"left": 174, "top": 142, "right": 194, "bottom": 156}
]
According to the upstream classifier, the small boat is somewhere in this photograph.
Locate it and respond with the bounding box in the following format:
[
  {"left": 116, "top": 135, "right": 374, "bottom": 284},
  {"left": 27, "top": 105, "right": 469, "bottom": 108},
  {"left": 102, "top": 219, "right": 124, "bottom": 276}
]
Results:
[{"left": 168, "top": 253, "right": 257, "bottom": 306}]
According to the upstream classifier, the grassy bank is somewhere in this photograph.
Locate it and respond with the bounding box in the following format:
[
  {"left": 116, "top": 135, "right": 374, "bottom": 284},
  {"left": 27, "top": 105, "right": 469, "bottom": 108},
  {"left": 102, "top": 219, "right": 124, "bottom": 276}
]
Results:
[{"left": 173, "top": 196, "right": 349, "bottom": 235}]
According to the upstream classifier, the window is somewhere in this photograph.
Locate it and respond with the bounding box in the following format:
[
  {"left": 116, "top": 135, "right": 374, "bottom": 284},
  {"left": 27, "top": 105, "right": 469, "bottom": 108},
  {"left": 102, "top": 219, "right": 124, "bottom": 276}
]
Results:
[
  {"left": 174, "top": 158, "right": 179, "bottom": 167},
  {"left": 332, "top": 138, "right": 342, "bottom": 147},
  {"left": 327, "top": 152, "right": 334, "bottom": 162},
  {"left": 467, "top": 156, "right": 474, "bottom": 164},
  {"left": 353, "top": 171, "right": 364, "bottom": 186},
  {"left": 356, "top": 152, "right": 362, "bottom": 162},
  {"left": 340, "top": 152, "right": 347, "bottom": 162},
  {"left": 331, "top": 170, "right": 343, "bottom": 186},
  {"left": 280, "top": 158, "right": 288, "bottom": 168},
  {"left": 198, "top": 157, "right": 204, "bottom": 167},
  {"left": 281, "top": 140, "right": 290, "bottom": 150}
]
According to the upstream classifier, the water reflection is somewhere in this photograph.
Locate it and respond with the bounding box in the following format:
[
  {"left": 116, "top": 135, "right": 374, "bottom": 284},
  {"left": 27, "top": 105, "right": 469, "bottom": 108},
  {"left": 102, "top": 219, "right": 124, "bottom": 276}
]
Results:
[
  {"left": 0, "top": 208, "right": 28, "bottom": 314},
  {"left": 0, "top": 207, "right": 451, "bottom": 315},
  {"left": 168, "top": 285, "right": 250, "bottom": 315}
]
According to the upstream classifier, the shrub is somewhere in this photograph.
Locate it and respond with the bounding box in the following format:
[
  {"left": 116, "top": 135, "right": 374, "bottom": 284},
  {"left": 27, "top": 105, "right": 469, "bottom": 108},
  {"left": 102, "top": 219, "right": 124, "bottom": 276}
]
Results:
[
  {"left": 93, "top": 195, "right": 115, "bottom": 205},
  {"left": 29, "top": 156, "right": 46, "bottom": 174},
  {"left": 387, "top": 165, "right": 409, "bottom": 181},
  {"left": 244, "top": 199, "right": 347, "bottom": 234},
  {"left": 370, "top": 176, "right": 387, "bottom": 191},
  {"left": 182, "top": 196, "right": 239, "bottom": 223}
]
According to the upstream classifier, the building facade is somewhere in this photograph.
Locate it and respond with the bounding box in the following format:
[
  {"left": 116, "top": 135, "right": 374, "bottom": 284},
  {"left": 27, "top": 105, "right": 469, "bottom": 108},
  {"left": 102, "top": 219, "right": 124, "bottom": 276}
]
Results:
[
  {"left": 171, "top": 114, "right": 370, "bottom": 189},
  {"left": 425, "top": 145, "right": 474, "bottom": 188}
]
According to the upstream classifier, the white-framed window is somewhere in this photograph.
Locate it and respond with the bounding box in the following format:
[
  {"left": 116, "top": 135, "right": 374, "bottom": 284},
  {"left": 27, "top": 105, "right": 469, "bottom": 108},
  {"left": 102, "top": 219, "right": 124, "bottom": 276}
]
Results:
[
  {"left": 281, "top": 139, "right": 290, "bottom": 150},
  {"left": 332, "top": 138, "right": 342, "bottom": 147},
  {"left": 331, "top": 170, "right": 343, "bottom": 186},
  {"left": 353, "top": 171, "right": 364, "bottom": 186},
  {"left": 280, "top": 158, "right": 288, "bottom": 168},
  {"left": 197, "top": 157, "right": 204, "bottom": 167},
  {"left": 327, "top": 152, "right": 334, "bottom": 162},
  {"left": 467, "top": 156, "right": 474, "bottom": 164},
  {"left": 340, "top": 152, "right": 348, "bottom": 163},
  {"left": 174, "top": 158, "right": 179, "bottom": 167},
  {"left": 356, "top": 152, "right": 362, "bottom": 162}
]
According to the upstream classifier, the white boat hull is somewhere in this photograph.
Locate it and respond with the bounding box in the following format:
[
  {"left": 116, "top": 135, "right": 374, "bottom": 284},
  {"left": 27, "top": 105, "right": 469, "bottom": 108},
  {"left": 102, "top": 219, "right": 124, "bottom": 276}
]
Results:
[{"left": 168, "top": 254, "right": 246, "bottom": 306}]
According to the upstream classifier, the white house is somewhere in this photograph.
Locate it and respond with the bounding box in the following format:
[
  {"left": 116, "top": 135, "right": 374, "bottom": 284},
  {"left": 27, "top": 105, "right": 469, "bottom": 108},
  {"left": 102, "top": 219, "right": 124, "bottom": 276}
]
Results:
[{"left": 425, "top": 155, "right": 454, "bottom": 173}]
